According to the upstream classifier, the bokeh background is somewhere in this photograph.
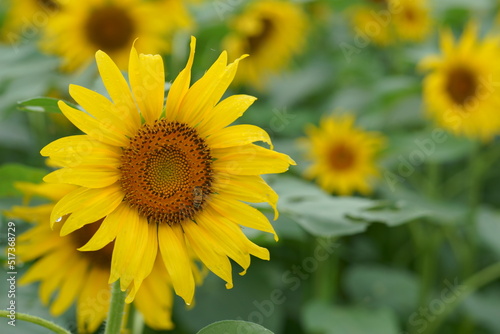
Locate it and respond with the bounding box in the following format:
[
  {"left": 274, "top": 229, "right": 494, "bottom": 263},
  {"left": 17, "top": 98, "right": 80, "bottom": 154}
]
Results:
[{"left": 1, "top": 0, "right": 500, "bottom": 333}]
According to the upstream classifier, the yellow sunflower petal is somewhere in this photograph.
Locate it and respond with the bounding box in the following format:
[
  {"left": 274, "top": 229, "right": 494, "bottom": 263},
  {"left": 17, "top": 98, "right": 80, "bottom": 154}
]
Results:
[
  {"left": 199, "top": 95, "right": 257, "bottom": 135},
  {"left": 206, "top": 124, "right": 273, "bottom": 149},
  {"left": 183, "top": 220, "right": 234, "bottom": 289},
  {"left": 214, "top": 174, "right": 279, "bottom": 219},
  {"left": 165, "top": 36, "right": 196, "bottom": 120},
  {"left": 38, "top": 254, "right": 74, "bottom": 304},
  {"left": 177, "top": 50, "right": 231, "bottom": 124},
  {"left": 78, "top": 210, "right": 124, "bottom": 252},
  {"left": 40, "top": 135, "right": 121, "bottom": 165},
  {"left": 95, "top": 50, "right": 140, "bottom": 132},
  {"left": 43, "top": 166, "right": 120, "bottom": 189},
  {"left": 158, "top": 223, "right": 195, "bottom": 305},
  {"left": 69, "top": 84, "right": 137, "bottom": 138},
  {"left": 125, "top": 222, "right": 158, "bottom": 303},
  {"left": 20, "top": 250, "right": 72, "bottom": 286},
  {"left": 196, "top": 211, "right": 250, "bottom": 274},
  {"left": 183, "top": 54, "right": 248, "bottom": 126},
  {"left": 203, "top": 205, "right": 270, "bottom": 262},
  {"left": 133, "top": 260, "right": 174, "bottom": 330},
  {"left": 77, "top": 268, "right": 110, "bottom": 334},
  {"left": 57, "top": 101, "right": 129, "bottom": 147},
  {"left": 212, "top": 144, "right": 296, "bottom": 175},
  {"left": 108, "top": 204, "right": 149, "bottom": 291},
  {"left": 50, "top": 184, "right": 124, "bottom": 234},
  {"left": 129, "top": 45, "right": 165, "bottom": 123},
  {"left": 209, "top": 195, "right": 278, "bottom": 241},
  {"left": 50, "top": 258, "right": 88, "bottom": 316},
  {"left": 14, "top": 182, "right": 77, "bottom": 202}
]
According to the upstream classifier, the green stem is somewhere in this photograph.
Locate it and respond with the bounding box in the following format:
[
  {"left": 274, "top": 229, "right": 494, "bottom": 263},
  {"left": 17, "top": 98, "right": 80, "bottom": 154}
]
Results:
[
  {"left": 104, "top": 280, "right": 127, "bottom": 334},
  {"left": 0, "top": 310, "right": 70, "bottom": 334},
  {"left": 313, "top": 237, "right": 338, "bottom": 302},
  {"left": 423, "top": 261, "right": 500, "bottom": 334}
]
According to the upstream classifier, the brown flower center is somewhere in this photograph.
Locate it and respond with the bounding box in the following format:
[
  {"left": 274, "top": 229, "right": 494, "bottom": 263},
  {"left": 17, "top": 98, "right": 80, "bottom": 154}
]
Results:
[
  {"left": 328, "top": 143, "right": 356, "bottom": 171},
  {"left": 69, "top": 218, "right": 114, "bottom": 268},
  {"left": 446, "top": 67, "right": 477, "bottom": 106},
  {"left": 403, "top": 8, "right": 416, "bottom": 22},
  {"left": 37, "top": 0, "right": 59, "bottom": 11},
  {"left": 119, "top": 120, "right": 213, "bottom": 225},
  {"left": 246, "top": 17, "right": 274, "bottom": 55},
  {"left": 85, "top": 6, "right": 135, "bottom": 52}
]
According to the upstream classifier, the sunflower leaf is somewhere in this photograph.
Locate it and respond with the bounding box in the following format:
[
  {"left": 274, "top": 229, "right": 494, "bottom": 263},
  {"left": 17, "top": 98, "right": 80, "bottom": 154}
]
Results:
[
  {"left": 17, "top": 97, "right": 78, "bottom": 114},
  {"left": 196, "top": 320, "right": 274, "bottom": 334},
  {"left": 302, "top": 301, "right": 400, "bottom": 334}
]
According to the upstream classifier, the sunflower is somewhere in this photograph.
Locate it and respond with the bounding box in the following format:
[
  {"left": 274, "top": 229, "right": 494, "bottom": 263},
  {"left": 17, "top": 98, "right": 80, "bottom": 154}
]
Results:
[
  {"left": 301, "top": 114, "right": 385, "bottom": 196},
  {"left": 40, "top": 36, "right": 294, "bottom": 305},
  {"left": 40, "top": 0, "right": 192, "bottom": 71},
  {"left": 6, "top": 182, "right": 201, "bottom": 333},
  {"left": 0, "top": 0, "right": 61, "bottom": 43},
  {"left": 222, "top": 0, "right": 307, "bottom": 88},
  {"left": 350, "top": 4, "right": 394, "bottom": 47},
  {"left": 390, "top": 0, "right": 432, "bottom": 42},
  {"left": 420, "top": 24, "right": 500, "bottom": 140}
]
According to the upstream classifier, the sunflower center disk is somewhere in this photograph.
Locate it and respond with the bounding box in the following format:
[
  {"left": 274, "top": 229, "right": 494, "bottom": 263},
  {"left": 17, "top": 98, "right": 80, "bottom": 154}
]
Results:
[
  {"left": 37, "top": 0, "right": 59, "bottom": 11},
  {"left": 120, "top": 120, "right": 213, "bottom": 225},
  {"left": 328, "top": 143, "right": 356, "bottom": 171},
  {"left": 85, "top": 6, "right": 135, "bottom": 52},
  {"left": 446, "top": 67, "right": 478, "bottom": 106},
  {"left": 247, "top": 17, "right": 274, "bottom": 54}
]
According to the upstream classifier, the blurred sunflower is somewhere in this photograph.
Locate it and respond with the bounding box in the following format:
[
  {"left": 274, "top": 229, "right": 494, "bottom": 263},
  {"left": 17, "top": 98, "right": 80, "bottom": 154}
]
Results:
[
  {"left": 0, "top": 0, "right": 61, "bottom": 42},
  {"left": 420, "top": 24, "right": 500, "bottom": 140},
  {"left": 41, "top": 36, "right": 294, "bottom": 305},
  {"left": 40, "top": 0, "right": 192, "bottom": 71},
  {"left": 301, "top": 114, "right": 385, "bottom": 196},
  {"left": 223, "top": 0, "right": 307, "bottom": 88},
  {"left": 350, "top": 4, "right": 394, "bottom": 47},
  {"left": 390, "top": 0, "right": 432, "bottom": 42},
  {"left": 6, "top": 182, "right": 202, "bottom": 333}
]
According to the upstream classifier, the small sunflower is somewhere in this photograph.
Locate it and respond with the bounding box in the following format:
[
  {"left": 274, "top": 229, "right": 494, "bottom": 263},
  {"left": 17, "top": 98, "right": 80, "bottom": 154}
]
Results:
[
  {"left": 420, "top": 24, "right": 500, "bottom": 140},
  {"left": 301, "top": 114, "right": 385, "bottom": 196},
  {"left": 41, "top": 36, "right": 294, "bottom": 305},
  {"left": 40, "top": 0, "right": 192, "bottom": 71},
  {"left": 222, "top": 0, "right": 307, "bottom": 88},
  {"left": 6, "top": 182, "right": 199, "bottom": 333},
  {"left": 0, "top": 0, "right": 61, "bottom": 42},
  {"left": 350, "top": 3, "right": 394, "bottom": 47},
  {"left": 390, "top": 0, "right": 432, "bottom": 42}
]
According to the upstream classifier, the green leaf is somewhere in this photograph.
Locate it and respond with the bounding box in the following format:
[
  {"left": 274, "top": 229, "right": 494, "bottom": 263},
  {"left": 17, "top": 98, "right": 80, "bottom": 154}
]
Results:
[
  {"left": 268, "top": 176, "right": 380, "bottom": 237},
  {"left": 343, "top": 264, "right": 420, "bottom": 318},
  {"left": 349, "top": 204, "right": 430, "bottom": 227},
  {"left": 477, "top": 207, "right": 500, "bottom": 258},
  {"left": 464, "top": 289, "right": 500, "bottom": 333},
  {"left": 196, "top": 320, "right": 274, "bottom": 334},
  {"left": 0, "top": 163, "right": 47, "bottom": 197},
  {"left": 303, "top": 301, "right": 400, "bottom": 334},
  {"left": 17, "top": 97, "right": 78, "bottom": 114}
]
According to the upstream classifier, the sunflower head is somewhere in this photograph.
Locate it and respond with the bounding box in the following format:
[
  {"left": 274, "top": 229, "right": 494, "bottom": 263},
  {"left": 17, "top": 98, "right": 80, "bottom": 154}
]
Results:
[
  {"left": 0, "top": 0, "right": 61, "bottom": 42},
  {"left": 301, "top": 114, "right": 385, "bottom": 196},
  {"left": 40, "top": 36, "right": 295, "bottom": 306},
  {"left": 223, "top": 0, "right": 307, "bottom": 88},
  {"left": 420, "top": 23, "right": 500, "bottom": 140},
  {"left": 390, "top": 0, "right": 432, "bottom": 42},
  {"left": 5, "top": 182, "right": 183, "bottom": 333},
  {"left": 40, "top": 0, "right": 192, "bottom": 70}
]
